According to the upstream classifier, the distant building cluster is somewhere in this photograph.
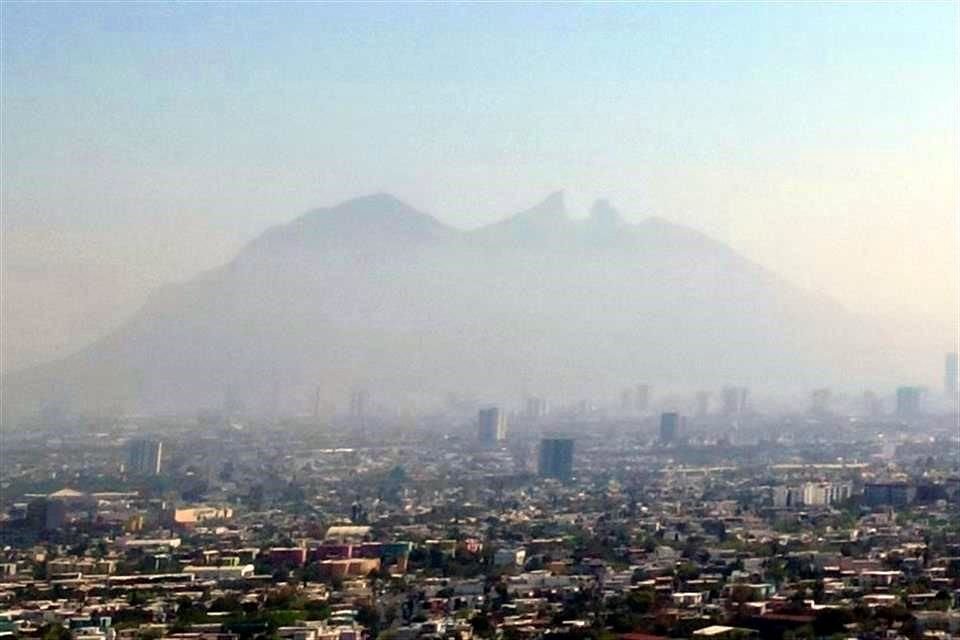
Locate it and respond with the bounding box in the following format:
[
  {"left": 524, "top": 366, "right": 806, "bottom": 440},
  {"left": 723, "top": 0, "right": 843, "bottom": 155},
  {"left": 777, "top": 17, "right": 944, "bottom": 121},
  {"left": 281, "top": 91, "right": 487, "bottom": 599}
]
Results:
[
  {"left": 0, "top": 353, "right": 957, "bottom": 640},
  {"left": 772, "top": 482, "right": 853, "bottom": 508}
]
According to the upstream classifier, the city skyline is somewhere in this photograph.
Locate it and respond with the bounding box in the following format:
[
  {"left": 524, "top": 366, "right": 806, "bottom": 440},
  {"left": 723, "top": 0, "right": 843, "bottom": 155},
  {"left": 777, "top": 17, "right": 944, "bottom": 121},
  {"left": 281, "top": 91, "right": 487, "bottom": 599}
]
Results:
[{"left": 0, "top": 5, "right": 957, "bottom": 637}]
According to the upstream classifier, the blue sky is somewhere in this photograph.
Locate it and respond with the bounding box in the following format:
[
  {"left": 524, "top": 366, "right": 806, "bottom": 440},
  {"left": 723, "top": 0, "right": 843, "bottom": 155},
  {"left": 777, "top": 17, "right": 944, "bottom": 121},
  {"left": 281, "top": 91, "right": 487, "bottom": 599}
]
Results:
[
  {"left": 1, "top": 3, "right": 958, "bottom": 364},
  {"left": 4, "top": 3, "right": 956, "bottom": 225}
]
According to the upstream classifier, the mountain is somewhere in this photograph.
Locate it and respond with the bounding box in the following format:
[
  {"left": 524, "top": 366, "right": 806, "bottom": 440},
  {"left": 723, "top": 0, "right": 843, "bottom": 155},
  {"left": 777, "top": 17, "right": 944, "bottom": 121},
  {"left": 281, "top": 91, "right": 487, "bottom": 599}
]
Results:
[{"left": 0, "top": 193, "right": 918, "bottom": 423}]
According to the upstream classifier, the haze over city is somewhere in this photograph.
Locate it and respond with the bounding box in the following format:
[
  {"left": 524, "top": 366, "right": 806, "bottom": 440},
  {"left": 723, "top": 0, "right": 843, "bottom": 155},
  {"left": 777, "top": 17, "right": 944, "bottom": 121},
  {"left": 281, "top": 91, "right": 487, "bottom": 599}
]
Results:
[
  {"left": 2, "top": 5, "right": 960, "bottom": 640},
  {"left": 2, "top": 2, "right": 958, "bottom": 381}
]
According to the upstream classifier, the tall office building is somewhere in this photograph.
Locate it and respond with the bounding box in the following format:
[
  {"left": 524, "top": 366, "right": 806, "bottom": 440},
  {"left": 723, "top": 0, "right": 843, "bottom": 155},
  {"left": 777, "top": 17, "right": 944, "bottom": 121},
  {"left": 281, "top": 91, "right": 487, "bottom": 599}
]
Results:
[
  {"left": 349, "top": 389, "right": 370, "bottom": 419},
  {"left": 25, "top": 498, "right": 67, "bottom": 532},
  {"left": 864, "top": 482, "right": 916, "bottom": 507},
  {"left": 863, "top": 390, "right": 882, "bottom": 417},
  {"left": 659, "top": 412, "right": 682, "bottom": 444},
  {"left": 522, "top": 397, "right": 548, "bottom": 420},
  {"left": 313, "top": 386, "right": 323, "bottom": 420},
  {"left": 634, "top": 384, "right": 650, "bottom": 412},
  {"left": 722, "top": 386, "right": 748, "bottom": 416},
  {"left": 128, "top": 438, "right": 163, "bottom": 476},
  {"left": 896, "top": 386, "right": 922, "bottom": 418},
  {"left": 946, "top": 353, "right": 959, "bottom": 399},
  {"left": 538, "top": 436, "right": 574, "bottom": 480},
  {"left": 478, "top": 407, "right": 507, "bottom": 445},
  {"left": 810, "top": 388, "right": 832, "bottom": 414},
  {"left": 695, "top": 391, "right": 710, "bottom": 417}
]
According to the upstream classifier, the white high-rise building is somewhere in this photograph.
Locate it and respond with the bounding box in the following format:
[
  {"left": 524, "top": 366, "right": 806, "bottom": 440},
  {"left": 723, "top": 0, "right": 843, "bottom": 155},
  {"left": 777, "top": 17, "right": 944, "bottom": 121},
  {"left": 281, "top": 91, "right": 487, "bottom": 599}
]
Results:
[{"left": 775, "top": 482, "right": 851, "bottom": 508}]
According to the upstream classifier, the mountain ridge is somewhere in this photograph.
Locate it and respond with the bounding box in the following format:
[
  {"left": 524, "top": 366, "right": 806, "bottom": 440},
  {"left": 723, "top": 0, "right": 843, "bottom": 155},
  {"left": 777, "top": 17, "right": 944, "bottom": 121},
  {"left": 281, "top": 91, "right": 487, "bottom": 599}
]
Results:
[{"left": 0, "top": 192, "right": 916, "bottom": 424}]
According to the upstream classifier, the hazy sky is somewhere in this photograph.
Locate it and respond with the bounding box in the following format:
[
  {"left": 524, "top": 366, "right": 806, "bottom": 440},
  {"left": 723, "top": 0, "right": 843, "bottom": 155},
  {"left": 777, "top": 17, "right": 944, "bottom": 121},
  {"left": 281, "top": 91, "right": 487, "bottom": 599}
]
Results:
[{"left": 2, "top": 3, "right": 958, "bottom": 370}]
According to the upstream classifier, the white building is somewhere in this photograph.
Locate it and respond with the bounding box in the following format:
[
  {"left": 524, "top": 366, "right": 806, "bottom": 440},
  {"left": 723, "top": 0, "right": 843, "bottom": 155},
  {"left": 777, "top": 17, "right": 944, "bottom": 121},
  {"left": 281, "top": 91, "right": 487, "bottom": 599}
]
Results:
[{"left": 181, "top": 564, "right": 255, "bottom": 580}]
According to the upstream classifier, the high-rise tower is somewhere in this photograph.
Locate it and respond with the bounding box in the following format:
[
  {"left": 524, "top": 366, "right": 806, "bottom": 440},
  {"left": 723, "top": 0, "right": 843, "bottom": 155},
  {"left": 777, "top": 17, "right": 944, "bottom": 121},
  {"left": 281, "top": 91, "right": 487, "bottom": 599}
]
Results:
[
  {"left": 945, "top": 352, "right": 958, "bottom": 399},
  {"left": 128, "top": 438, "right": 163, "bottom": 476},
  {"left": 538, "top": 436, "right": 574, "bottom": 480},
  {"left": 478, "top": 407, "right": 507, "bottom": 445},
  {"left": 659, "top": 412, "right": 682, "bottom": 444}
]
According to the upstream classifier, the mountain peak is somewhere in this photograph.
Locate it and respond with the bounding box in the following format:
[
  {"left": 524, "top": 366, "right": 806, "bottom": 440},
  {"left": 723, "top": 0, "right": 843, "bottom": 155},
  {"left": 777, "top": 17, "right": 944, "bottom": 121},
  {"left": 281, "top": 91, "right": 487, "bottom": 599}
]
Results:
[
  {"left": 589, "top": 199, "right": 622, "bottom": 227},
  {"left": 246, "top": 194, "right": 452, "bottom": 256},
  {"left": 322, "top": 192, "right": 424, "bottom": 219},
  {"left": 469, "top": 191, "right": 571, "bottom": 243},
  {"left": 300, "top": 193, "right": 447, "bottom": 231},
  {"left": 530, "top": 190, "right": 566, "bottom": 217},
  {"left": 537, "top": 190, "right": 566, "bottom": 213},
  {"left": 501, "top": 191, "right": 568, "bottom": 226}
]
